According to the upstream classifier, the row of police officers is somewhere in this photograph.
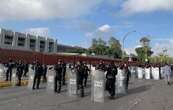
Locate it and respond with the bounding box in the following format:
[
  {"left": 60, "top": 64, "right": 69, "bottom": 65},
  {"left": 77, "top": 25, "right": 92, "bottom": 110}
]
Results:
[{"left": 3, "top": 58, "right": 131, "bottom": 99}]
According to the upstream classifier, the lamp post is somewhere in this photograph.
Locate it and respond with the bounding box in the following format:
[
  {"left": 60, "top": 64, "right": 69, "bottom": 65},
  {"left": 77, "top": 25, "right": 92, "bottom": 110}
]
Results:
[{"left": 122, "top": 30, "right": 136, "bottom": 59}]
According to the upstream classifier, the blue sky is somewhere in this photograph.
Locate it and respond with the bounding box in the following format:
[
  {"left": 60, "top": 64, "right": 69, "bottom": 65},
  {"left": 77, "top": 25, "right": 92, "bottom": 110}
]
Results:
[{"left": 0, "top": 0, "right": 173, "bottom": 55}]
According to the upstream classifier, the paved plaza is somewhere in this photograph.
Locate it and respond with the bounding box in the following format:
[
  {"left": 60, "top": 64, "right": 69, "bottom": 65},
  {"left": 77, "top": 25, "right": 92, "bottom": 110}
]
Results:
[{"left": 0, "top": 78, "right": 173, "bottom": 110}]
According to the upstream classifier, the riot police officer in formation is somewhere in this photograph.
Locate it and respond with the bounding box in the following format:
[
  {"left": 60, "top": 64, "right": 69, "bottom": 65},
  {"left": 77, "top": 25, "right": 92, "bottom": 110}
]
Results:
[
  {"left": 54, "top": 59, "right": 63, "bottom": 93},
  {"left": 32, "top": 61, "right": 43, "bottom": 90},
  {"left": 105, "top": 62, "right": 117, "bottom": 98},
  {"left": 83, "top": 62, "right": 90, "bottom": 87},
  {"left": 124, "top": 64, "right": 131, "bottom": 91},
  {"left": 5, "top": 58, "right": 14, "bottom": 81},
  {"left": 23, "top": 63, "right": 29, "bottom": 77},
  {"left": 16, "top": 60, "right": 24, "bottom": 86},
  {"left": 62, "top": 62, "right": 67, "bottom": 85},
  {"left": 76, "top": 61, "right": 85, "bottom": 97},
  {"left": 97, "top": 60, "right": 106, "bottom": 71},
  {"left": 42, "top": 64, "right": 48, "bottom": 82}
]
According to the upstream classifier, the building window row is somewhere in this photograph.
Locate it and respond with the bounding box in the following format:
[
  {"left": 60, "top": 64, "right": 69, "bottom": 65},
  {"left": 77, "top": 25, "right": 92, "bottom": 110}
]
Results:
[{"left": 0, "top": 29, "right": 57, "bottom": 53}]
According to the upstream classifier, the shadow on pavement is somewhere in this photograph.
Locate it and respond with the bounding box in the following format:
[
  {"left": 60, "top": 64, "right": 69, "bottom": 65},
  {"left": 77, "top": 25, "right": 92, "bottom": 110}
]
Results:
[
  {"left": 128, "top": 84, "right": 152, "bottom": 95},
  {"left": 116, "top": 84, "right": 152, "bottom": 100}
]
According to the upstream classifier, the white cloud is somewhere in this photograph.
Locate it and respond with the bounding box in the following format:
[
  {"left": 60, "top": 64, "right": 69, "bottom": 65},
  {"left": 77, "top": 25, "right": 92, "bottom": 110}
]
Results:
[
  {"left": 0, "top": 0, "right": 104, "bottom": 20},
  {"left": 26, "top": 27, "right": 49, "bottom": 36},
  {"left": 85, "top": 24, "right": 114, "bottom": 39},
  {"left": 122, "top": 0, "right": 173, "bottom": 14},
  {"left": 98, "top": 24, "right": 111, "bottom": 33}
]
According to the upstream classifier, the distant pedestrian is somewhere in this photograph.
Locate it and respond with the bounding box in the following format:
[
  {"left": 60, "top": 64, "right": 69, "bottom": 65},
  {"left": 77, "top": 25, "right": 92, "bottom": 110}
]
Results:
[{"left": 163, "top": 63, "right": 172, "bottom": 85}]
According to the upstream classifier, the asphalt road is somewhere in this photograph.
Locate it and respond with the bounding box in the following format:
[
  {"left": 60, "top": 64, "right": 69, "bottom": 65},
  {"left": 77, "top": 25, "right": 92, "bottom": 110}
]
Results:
[{"left": 0, "top": 79, "right": 173, "bottom": 110}]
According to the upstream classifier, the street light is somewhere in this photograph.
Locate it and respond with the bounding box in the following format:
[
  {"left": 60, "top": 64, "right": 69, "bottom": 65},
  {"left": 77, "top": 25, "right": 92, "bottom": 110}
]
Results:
[{"left": 122, "top": 30, "right": 136, "bottom": 58}]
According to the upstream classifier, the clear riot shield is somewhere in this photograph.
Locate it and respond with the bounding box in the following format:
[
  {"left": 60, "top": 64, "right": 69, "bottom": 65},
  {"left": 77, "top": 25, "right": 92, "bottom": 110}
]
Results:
[
  {"left": 116, "top": 68, "right": 127, "bottom": 95},
  {"left": 137, "top": 67, "right": 144, "bottom": 79},
  {"left": 46, "top": 65, "right": 55, "bottom": 94},
  {"left": 27, "top": 65, "right": 35, "bottom": 90},
  {"left": 151, "top": 67, "right": 160, "bottom": 80},
  {"left": 67, "top": 68, "right": 77, "bottom": 97},
  {"left": 91, "top": 70, "right": 105, "bottom": 103},
  {"left": 0, "top": 64, "right": 5, "bottom": 81},
  {"left": 145, "top": 67, "right": 151, "bottom": 79},
  {"left": 129, "top": 66, "right": 137, "bottom": 79},
  {"left": 11, "top": 68, "right": 17, "bottom": 87}
]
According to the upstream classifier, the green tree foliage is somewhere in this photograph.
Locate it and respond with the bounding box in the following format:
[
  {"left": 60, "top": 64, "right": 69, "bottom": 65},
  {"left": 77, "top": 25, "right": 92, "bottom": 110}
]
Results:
[
  {"left": 68, "top": 48, "right": 87, "bottom": 54},
  {"left": 90, "top": 37, "right": 107, "bottom": 55},
  {"left": 108, "top": 37, "right": 122, "bottom": 58},
  {"left": 150, "top": 54, "right": 173, "bottom": 64},
  {"left": 135, "top": 37, "right": 153, "bottom": 63},
  {"left": 89, "top": 37, "right": 122, "bottom": 58},
  {"left": 135, "top": 46, "right": 153, "bottom": 63}
]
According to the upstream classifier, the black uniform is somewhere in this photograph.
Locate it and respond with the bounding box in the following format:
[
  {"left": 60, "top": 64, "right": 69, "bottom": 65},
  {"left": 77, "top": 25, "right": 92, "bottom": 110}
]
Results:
[
  {"left": 42, "top": 65, "right": 47, "bottom": 82},
  {"left": 54, "top": 63, "right": 63, "bottom": 93},
  {"left": 62, "top": 63, "right": 67, "bottom": 85},
  {"left": 16, "top": 63, "right": 24, "bottom": 86},
  {"left": 23, "top": 63, "right": 29, "bottom": 77},
  {"left": 5, "top": 61, "right": 14, "bottom": 81},
  {"left": 32, "top": 63, "right": 43, "bottom": 89},
  {"left": 84, "top": 65, "right": 90, "bottom": 87},
  {"left": 97, "top": 63, "right": 106, "bottom": 71},
  {"left": 106, "top": 64, "right": 117, "bottom": 98},
  {"left": 125, "top": 67, "right": 131, "bottom": 91},
  {"left": 76, "top": 63, "right": 85, "bottom": 97}
]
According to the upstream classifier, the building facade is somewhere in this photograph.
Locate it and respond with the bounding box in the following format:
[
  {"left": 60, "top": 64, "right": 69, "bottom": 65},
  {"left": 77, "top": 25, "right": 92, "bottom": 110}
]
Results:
[{"left": 0, "top": 28, "right": 57, "bottom": 53}]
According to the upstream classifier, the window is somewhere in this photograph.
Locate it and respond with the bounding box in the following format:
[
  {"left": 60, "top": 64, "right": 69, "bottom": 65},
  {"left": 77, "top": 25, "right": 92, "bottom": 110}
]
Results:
[
  {"left": 17, "top": 37, "right": 25, "bottom": 47},
  {"left": 48, "top": 42, "right": 54, "bottom": 52},
  {"left": 40, "top": 41, "right": 45, "bottom": 52},
  {"left": 4, "top": 35, "right": 13, "bottom": 45},
  {"left": 30, "top": 39, "right": 36, "bottom": 50}
]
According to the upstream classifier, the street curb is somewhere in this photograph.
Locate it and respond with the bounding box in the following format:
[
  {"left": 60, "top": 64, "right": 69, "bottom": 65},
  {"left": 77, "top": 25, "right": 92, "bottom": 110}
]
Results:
[{"left": 0, "top": 80, "right": 28, "bottom": 89}]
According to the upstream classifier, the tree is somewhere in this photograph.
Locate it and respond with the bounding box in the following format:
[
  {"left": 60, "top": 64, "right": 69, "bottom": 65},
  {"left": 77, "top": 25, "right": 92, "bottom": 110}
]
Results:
[
  {"left": 135, "top": 46, "right": 153, "bottom": 63},
  {"left": 135, "top": 37, "right": 153, "bottom": 63},
  {"left": 108, "top": 37, "right": 122, "bottom": 58},
  {"left": 90, "top": 37, "right": 107, "bottom": 55},
  {"left": 89, "top": 37, "right": 123, "bottom": 59}
]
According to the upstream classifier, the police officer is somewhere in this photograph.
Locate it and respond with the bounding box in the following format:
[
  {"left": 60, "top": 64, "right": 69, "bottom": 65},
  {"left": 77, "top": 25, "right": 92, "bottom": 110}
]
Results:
[
  {"left": 83, "top": 62, "right": 90, "bottom": 87},
  {"left": 32, "top": 61, "right": 43, "bottom": 90},
  {"left": 76, "top": 61, "right": 85, "bottom": 97},
  {"left": 105, "top": 62, "right": 117, "bottom": 98},
  {"left": 62, "top": 62, "right": 67, "bottom": 85},
  {"left": 124, "top": 64, "right": 131, "bottom": 91},
  {"left": 42, "top": 64, "right": 47, "bottom": 82},
  {"left": 97, "top": 60, "right": 106, "bottom": 71},
  {"left": 16, "top": 60, "right": 24, "bottom": 86},
  {"left": 5, "top": 58, "right": 14, "bottom": 81},
  {"left": 54, "top": 59, "right": 63, "bottom": 93},
  {"left": 23, "top": 62, "right": 29, "bottom": 77}
]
